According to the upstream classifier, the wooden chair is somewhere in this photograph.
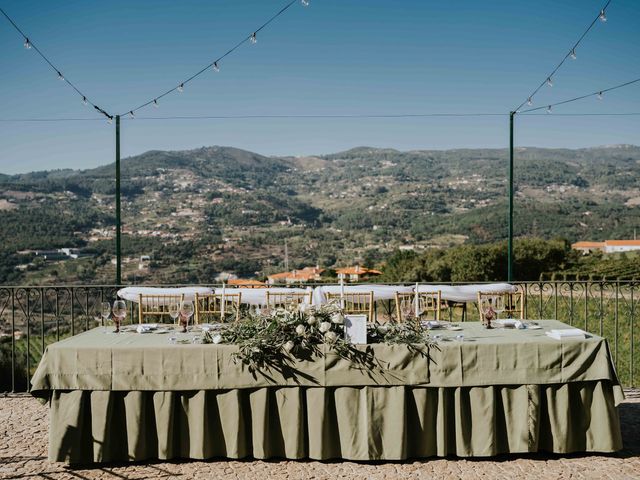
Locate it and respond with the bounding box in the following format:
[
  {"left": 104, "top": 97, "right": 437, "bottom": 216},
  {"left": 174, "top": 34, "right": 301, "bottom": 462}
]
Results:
[
  {"left": 326, "top": 291, "right": 374, "bottom": 322},
  {"left": 395, "top": 291, "right": 444, "bottom": 322},
  {"left": 194, "top": 292, "right": 242, "bottom": 324},
  {"left": 477, "top": 290, "right": 524, "bottom": 321},
  {"left": 137, "top": 294, "right": 184, "bottom": 324},
  {"left": 265, "top": 291, "right": 312, "bottom": 309}
]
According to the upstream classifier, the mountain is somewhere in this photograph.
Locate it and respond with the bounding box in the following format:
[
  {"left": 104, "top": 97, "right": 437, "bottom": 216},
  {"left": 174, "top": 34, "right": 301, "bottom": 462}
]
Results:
[{"left": 1, "top": 144, "right": 639, "bottom": 284}]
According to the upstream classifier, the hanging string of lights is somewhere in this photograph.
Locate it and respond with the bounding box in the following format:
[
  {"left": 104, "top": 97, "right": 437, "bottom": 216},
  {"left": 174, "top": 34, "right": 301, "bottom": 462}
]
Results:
[
  {"left": 513, "top": 0, "right": 611, "bottom": 112},
  {"left": 518, "top": 77, "right": 640, "bottom": 114},
  {"left": 0, "top": 6, "right": 113, "bottom": 120},
  {"left": 121, "top": 0, "right": 307, "bottom": 118}
]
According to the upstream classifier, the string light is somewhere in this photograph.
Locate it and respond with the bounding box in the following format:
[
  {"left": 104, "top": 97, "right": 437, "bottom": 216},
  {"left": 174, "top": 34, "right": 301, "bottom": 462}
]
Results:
[
  {"left": 599, "top": 9, "right": 607, "bottom": 22},
  {"left": 250, "top": 32, "right": 257, "bottom": 44},
  {"left": 213, "top": 61, "right": 220, "bottom": 72},
  {"left": 23, "top": 37, "right": 31, "bottom": 49},
  {"left": 107, "top": 117, "right": 113, "bottom": 124},
  {"left": 546, "top": 105, "right": 552, "bottom": 114},
  {"left": 597, "top": 91, "right": 603, "bottom": 100},
  {"left": 177, "top": 83, "right": 184, "bottom": 93},
  {"left": 82, "top": 96, "right": 88, "bottom": 106},
  {"left": 301, "top": 0, "right": 309, "bottom": 6},
  {"left": 527, "top": 97, "right": 533, "bottom": 106},
  {"left": 513, "top": 0, "right": 611, "bottom": 112},
  {"left": 57, "top": 71, "right": 64, "bottom": 81},
  {"left": 129, "top": 111, "right": 135, "bottom": 119},
  {"left": 153, "top": 99, "right": 159, "bottom": 107}
]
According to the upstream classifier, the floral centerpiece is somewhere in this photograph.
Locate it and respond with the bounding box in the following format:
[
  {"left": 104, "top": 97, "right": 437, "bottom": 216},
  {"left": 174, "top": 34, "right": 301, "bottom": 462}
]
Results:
[{"left": 201, "top": 301, "right": 434, "bottom": 372}]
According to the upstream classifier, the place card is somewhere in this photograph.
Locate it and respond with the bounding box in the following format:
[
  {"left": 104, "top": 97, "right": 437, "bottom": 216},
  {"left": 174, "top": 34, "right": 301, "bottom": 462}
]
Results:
[{"left": 344, "top": 314, "right": 368, "bottom": 344}]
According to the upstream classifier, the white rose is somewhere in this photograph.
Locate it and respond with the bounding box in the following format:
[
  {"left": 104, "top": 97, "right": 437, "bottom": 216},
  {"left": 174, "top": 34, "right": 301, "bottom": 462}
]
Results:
[
  {"left": 319, "top": 321, "right": 331, "bottom": 333},
  {"left": 324, "top": 331, "right": 338, "bottom": 343},
  {"left": 212, "top": 334, "right": 223, "bottom": 344},
  {"left": 283, "top": 340, "right": 295, "bottom": 352},
  {"left": 307, "top": 314, "right": 317, "bottom": 325},
  {"left": 376, "top": 325, "right": 389, "bottom": 335},
  {"left": 295, "top": 324, "right": 306, "bottom": 336},
  {"left": 331, "top": 313, "right": 344, "bottom": 325}
]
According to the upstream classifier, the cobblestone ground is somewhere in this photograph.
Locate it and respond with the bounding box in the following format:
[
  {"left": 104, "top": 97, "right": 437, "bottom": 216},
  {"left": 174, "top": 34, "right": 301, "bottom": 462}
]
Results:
[{"left": 1, "top": 390, "right": 639, "bottom": 480}]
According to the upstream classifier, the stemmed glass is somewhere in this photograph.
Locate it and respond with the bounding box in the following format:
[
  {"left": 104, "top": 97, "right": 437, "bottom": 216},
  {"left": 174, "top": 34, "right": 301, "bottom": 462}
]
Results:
[
  {"left": 168, "top": 303, "right": 180, "bottom": 327},
  {"left": 112, "top": 300, "right": 127, "bottom": 333},
  {"left": 101, "top": 301, "right": 111, "bottom": 333},
  {"left": 179, "top": 301, "right": 194, "bottom": 333}
]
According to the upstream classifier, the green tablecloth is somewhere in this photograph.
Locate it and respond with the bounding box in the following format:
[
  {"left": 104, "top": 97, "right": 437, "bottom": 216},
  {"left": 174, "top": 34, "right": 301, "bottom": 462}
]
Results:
[{"left": 31, "top": 320, "right": 624, "bottom": 463}]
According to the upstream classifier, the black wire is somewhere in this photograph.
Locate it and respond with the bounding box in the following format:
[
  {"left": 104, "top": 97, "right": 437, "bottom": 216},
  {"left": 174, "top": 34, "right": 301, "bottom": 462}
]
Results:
[
  {"left": 518, "top": 77, "right": 640, "bottom": 113},
  {"left": 121, "top": 0, "right": 300, "bottom": 116},
  {"left": 513, "top": 0, "right": 612, "bottom": 112},
  {"left": 4, "top": 111, "right": 640, "bottom": 122},
  {"left": 0, "top": 6, "right": 113, "bottom": 120}
]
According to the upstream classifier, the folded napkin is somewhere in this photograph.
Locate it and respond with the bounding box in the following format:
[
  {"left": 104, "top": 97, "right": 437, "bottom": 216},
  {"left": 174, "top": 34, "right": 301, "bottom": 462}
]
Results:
[
  {"left": 424, "top": 320, "right": 443, "bottom": 329},
  {"left": 495, "top": 319, "right": 525, "bottom": 329},
  {"left": 545, "top": 328, "right": 586, "bottom": 340},
  {"left": 136, "top": 323, "right": 158, "bottom": 334}
]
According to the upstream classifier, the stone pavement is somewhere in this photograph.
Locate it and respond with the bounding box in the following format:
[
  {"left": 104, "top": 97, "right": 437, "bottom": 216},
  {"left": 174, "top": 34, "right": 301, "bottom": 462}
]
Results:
[{"left": 1, "top": 390, "right": 639, "bottom": 480}]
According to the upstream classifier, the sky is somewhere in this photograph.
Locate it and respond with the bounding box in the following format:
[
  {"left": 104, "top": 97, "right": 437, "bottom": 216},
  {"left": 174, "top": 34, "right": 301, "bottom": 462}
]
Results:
[{"left": 0, "top": 0, "right": 639, "bottom": 174}]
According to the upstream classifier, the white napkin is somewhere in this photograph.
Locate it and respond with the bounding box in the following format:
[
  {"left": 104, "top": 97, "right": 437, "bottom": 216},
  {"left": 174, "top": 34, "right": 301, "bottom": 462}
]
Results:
[
  {"left": 545, "top": 328, "right": 586, "bottom": 340},
  {"left": 136, "top": 323, "right": 158, "bottom": 334}
]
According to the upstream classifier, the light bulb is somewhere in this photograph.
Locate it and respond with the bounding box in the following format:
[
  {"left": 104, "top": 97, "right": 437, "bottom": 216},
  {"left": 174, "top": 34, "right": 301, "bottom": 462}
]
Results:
[
  {"left": 250, "top": 32, "right": 257, "bottom": 44},
  {"left": 546, "top": 77, "right": 553, "bottom": 87},
  {"left": 527, "top": 97, "right": 533, "bottom": 106},
  {"left": 177, "top": 83, "right": 184, "bottom": 93},
  {"left": 599, "top": 9, "right": 607, "bottom": 22},
  {"left": 153, "top": 99, "right": 159, "bottom": 108},
  {"left": 82, "top": 96, "right": 88, "bottom": 106},
  {"left": 107, "top": 117, "right": 113, "bottom": 125},
  {"left": 213, "top": 61, "right": 220, "bottom": 72},
  {"left": 570, "top": 48, "right": 577, "bottom": 60},
  {"left": 301, "top": 0, "right": 309, "bottom": 6},
  {"left": 597, "top": 91, "right": 603, "bottom": 100},
  {"left": 546, "top": 105, "right": 552, "bottom": 114},
  {"left": 129, "top": 111, "right": 135, "bottom": 119},
  {"left": 24, "top": 38, "right": 31, "bottom": 49},
  {"left": 57, "top": 71, "right": 64, "bottom": 81}
]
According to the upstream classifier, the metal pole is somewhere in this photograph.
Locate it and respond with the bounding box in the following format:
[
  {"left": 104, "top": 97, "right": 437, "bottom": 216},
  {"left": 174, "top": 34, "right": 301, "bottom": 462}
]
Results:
[
  {"left": 508, "top": 111, "right": 515, "bottom": 282},
  {"left": 115, "top": 115, "right": 122, "bottom": 285}
]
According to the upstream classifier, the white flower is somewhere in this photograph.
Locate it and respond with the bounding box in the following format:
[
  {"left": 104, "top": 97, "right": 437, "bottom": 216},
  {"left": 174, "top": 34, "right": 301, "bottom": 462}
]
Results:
[
  {"left": 212, "top": 334, "right": 223, "bottom": 344},
  {"left": 306, "top": 314, "right": 317, "bottom": 325},
  {"left": 251, "top": 347, "right": 261, "bottom": 353},
  {"left": 376, "top": 325, "right": 389, "bottom": 335},
  {"left": 324, "top": 331, "right": 338, "bottom": 343},
  {"left": 319, "top": 321, "right": 331, "bottom": 333},
  {"left": 298, "top": 303, "right": 308, "bottom": 313},
  {"left": 331, "top": 313, "right": 344, "bottom": 325},
  {"left": 295, "top": 324, "right": 306, "bottom": 336},
  {"left": 283, "top": 340, "right": 295, "bottom": 352}
]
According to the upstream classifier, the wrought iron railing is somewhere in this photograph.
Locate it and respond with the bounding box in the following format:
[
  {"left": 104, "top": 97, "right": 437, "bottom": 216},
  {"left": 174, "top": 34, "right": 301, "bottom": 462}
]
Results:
[{"left": 0, "top": 281, "right": 637, "bottom": 392}]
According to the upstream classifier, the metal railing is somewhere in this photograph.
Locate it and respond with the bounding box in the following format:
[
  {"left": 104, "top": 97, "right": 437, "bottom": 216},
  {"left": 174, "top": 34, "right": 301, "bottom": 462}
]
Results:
[{"left": 0, "top": 281, "right": 637, "bottom": 392}]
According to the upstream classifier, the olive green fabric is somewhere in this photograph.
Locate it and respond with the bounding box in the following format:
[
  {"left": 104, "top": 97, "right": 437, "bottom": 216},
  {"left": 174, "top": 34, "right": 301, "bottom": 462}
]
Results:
[
  {"left": 32, "top": 320, "right": 624, "bottom": 463},
  {"left": 31, "top": 321, "right": 621, "bottom": 396},
  {"left": 48, "top": 381, "right": 622, "bottom": 463}
]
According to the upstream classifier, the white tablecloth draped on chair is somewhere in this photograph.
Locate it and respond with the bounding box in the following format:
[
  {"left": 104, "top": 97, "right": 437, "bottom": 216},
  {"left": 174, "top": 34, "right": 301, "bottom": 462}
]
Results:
[
  {"left": 415, "top": 283, "right": 516, "bottom": 303},
  {"left": 117, "top": 286, "right": 213, "bottom": 305},
  {"left": 312, "top": 284, "right": 414, "bottom": 306},
  {"left": 214, "top": 287, "right": 313, "bottom": 306}
]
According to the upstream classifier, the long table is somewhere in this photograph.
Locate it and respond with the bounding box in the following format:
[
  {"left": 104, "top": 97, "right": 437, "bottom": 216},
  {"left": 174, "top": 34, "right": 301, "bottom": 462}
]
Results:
[{"left": 30, "top": 320, "right": 623, "bottom": 464}]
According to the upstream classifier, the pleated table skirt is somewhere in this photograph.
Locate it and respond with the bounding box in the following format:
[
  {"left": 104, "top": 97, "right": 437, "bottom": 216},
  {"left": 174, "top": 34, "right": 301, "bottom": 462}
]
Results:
[{"left": 48, "top": 381, "right": 622, "bottom": 464}]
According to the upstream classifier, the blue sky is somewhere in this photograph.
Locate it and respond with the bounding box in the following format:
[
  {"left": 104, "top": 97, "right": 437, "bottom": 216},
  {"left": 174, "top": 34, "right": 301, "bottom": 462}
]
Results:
[{"left": 0, "top": 0, "right": 639, "bottom": 174}]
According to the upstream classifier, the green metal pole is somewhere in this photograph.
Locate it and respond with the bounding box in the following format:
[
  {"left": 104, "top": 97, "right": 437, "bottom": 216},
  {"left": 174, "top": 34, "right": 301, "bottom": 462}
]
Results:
[
  {"left": 508, "top": 111, "right": 514, "bottom": 282},
  {"left": 115, "top": 115, "right": 122, "bottom": 285}
]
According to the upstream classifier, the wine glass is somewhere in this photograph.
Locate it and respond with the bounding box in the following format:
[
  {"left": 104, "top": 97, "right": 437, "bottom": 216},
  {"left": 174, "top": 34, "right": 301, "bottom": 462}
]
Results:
[
  {"left": 112, "top": 300, "right": 127, "bottom": 333},
  {"left": 168, "top": 302, "right": 180, "bottom": 326},
  {"left": 179, "top": 301, "right": 194, "bottom": 333},
  {"left": 101, "top": 301, "right": 111, "bottom": 333}
]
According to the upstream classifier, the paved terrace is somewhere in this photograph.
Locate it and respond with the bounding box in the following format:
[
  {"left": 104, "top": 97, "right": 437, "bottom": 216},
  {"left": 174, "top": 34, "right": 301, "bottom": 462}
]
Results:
[{"left": 1, "top": 390, "right": 639, "bottom": 480}]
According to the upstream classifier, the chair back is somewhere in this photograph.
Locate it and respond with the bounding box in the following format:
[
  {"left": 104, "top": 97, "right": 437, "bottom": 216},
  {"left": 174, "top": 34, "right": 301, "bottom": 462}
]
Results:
[
  {"left": 395, "top": 291, "right": 443, "bottom": 322},
  {"left": 194, "top": 293, "right": 242, "bottom": 324},
  {"left": 265, "top": 291, "right": 312, "bottom": 309},
  {"left": 326, "top": 291, "right": 374, "bottom": 322},
  {"left": 138, "top": 294, "right": 184, "bottom": 324},
  {"left": 477, "top": 290, "right": 524, "bottom": 321}
]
